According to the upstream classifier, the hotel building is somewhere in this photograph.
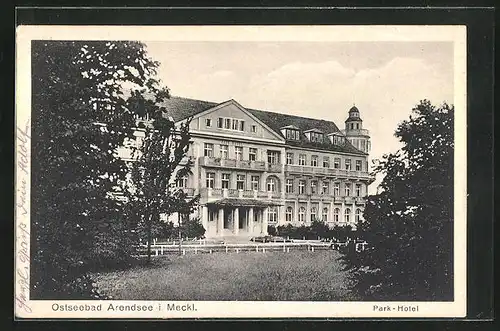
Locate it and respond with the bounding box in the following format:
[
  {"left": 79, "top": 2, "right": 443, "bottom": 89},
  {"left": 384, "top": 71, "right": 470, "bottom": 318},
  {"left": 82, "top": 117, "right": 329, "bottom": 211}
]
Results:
[{"left": 121, "top": 97, "right": 374, "bottom": 239}]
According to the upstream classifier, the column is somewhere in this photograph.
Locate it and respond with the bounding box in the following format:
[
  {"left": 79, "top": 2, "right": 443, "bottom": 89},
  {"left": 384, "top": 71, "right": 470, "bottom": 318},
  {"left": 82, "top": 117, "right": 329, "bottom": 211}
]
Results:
[
  {"left": 202, "top": 205, "right": 209, "bottom": 233},
  {"left": 279, "top": 205, "right": 285, "bottom": 227},
  {"left": 341, "top": 201, "right": 345, "bottom": 224},
  {"left": 248, "top": 207, "right": 254, "bottom": 235},
  {"left": 294, "top": 200, "right": 299, "bottom": 225},
  {"left": 306, "top": 199, "right": 311, "bottom": 225},
  {"left": 234, "top": 208, "right": 239, "bottom": 235},
  {"left": 330, "top": 201, "right": 334, "bottom": 226},
  {"left": 318, "top": 200, "right": 323, "bottom": 222},
  {"left": 262, "top": 208, "right": 268, "bottom": 234},
  {"left": 218, "top": 208, "right": 224, "bottom": 235}
]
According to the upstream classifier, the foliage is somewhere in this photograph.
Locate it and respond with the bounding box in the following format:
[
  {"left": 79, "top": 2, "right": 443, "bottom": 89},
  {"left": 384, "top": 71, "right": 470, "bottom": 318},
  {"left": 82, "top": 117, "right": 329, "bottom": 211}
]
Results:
[
  {"left": 276, "top": 223, "right": 355, "bottom": 241},
  {"left": 126, "top": 92, "right": 199, "bottom": 262},
  {"left": 267, "top": 225, "right": 277, "bottom": 236},
  {"left": 180, "top": 216, "right": 206, "bottom": 239},
  {"left": 31, "top": 41, "right": 162, "bottom": 298},
  {"left": 341, "top": 100, "right": 454, "bottom": 301}
]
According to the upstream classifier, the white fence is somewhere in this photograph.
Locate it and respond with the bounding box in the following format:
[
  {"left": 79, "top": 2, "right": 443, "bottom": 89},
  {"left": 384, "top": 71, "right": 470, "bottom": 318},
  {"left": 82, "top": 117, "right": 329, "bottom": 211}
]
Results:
[{"left": 138, "top": 240, "right": 368, "bottom": 256}]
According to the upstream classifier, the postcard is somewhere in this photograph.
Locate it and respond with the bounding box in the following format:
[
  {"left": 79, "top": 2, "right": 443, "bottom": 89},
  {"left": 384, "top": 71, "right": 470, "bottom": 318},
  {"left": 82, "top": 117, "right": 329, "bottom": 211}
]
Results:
[{"left": 15, "top": 24, "right": 467, "bottom": 319}]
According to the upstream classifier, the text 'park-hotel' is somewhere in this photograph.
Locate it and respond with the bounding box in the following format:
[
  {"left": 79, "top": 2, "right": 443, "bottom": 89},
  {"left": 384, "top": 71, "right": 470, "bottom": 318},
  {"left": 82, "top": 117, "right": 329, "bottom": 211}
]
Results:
[{"left": 119, "top": 97, "right": 374, "bottom": 239}]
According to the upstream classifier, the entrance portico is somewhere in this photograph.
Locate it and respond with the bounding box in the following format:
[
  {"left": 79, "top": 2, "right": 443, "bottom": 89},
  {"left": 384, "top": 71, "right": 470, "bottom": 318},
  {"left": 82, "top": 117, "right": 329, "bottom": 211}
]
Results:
[{"left": 202, "top": 198, "right": 281, "bottom": 238}]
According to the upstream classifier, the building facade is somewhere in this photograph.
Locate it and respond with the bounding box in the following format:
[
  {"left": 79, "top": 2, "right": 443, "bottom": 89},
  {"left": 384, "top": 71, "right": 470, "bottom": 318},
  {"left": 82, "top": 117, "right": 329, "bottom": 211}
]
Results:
[{"left": 120, "top": 97, "right": 374, "bottom": 239}]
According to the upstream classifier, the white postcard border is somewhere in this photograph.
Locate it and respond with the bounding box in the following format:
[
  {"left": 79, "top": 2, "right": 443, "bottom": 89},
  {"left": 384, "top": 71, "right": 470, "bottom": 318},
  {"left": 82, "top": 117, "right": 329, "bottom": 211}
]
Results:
[{"left": 15, "top": 25, "right": 467, "bottom": 319}]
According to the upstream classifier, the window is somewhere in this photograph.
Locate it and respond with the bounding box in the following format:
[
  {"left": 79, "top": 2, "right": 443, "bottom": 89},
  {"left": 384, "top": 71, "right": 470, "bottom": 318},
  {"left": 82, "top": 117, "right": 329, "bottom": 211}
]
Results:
[
  {"left": 220, "top": 145, "right": 228, "bottom": 159},
  {"left": 251, "top": 176, "right": 260, "bottom": 191},
  {"left": 361, "top": 140, "right": 366, "bottom": 152},
  {"left": 355, "top": 184, "right": 362, "bottom": 197},
  {"left": 356, "top": 123, "right": 360, "bottom": 129},
  {"left": 333, "top": 208, "right": 340, "bottom": 223},
  {"left": 249, "top": 148, "right": 257, "bottom": 161},
  {"left": 251, "top": 125, "right": 257, "bottom": 133},
  {"left": 205, "top": 118, "right": 212, "bottom": 127},
  {"left": 298, "top": 154, "right": 306, "bottom": 166},
  {"left": 222, "top": 173, "right": 230, "bottom": 189},
  {"left": 235, "top": 146, "right": 243, "bottom": 160},
  {"left": 236, "top": 175, "right": 245, "bottom": 190},
  {"left": 344, "top": 208, "right": 351, "bottom": 223},
  {"left": 267, "top": 177, "right": 277, "bottom": 192},
  {"left": 286, "top": 207, "right": 293, "bottom": 223},
  {"left": 323, "top": 156, "right": 330, "bottom": 168},
  {"left": 267, "top": 151, "right": 280, "bottom": 164},
  {"left": 322, "top": 207, "right": 328, "bottom": 222},
  {"left": 206, "top": 173, "right": 215, "bottom": 188},
  {"left": 286, "top": 179, "right": 294, "bottom": 193},
  {"left": 176, "top": 176, "right": 187, "bottom": 188},
  {"left": 232, "top": 119, "right": 239, "bottom": 130},
  {"left": 333, "top": 135, "right": 345, "bottom": 145},
  {"left": 286, "top": 129, "right": 300, "bottom": 140},
  {"left": 217, "top": 118, "right": 223, "bottom": 128},
  {"left": 322, "top": 181, "right": 329, "bottom": 195},
  {"left": 310, "top": 180, "right": 317, "bottom": 194},
  {"left": 333, "top": 182, "right": 340, "bottom": 196},
  {"left": 311, "top": 155, "right": 318, "bottom": 167},
  {"left": 311, "top": 207, "right": 317, "bottom": 222},
  {"left": 224, "top": 118, "right": 231, "bottom": 129},
  {"left": 204, "top": 143, "right": 214, "bottom": 157},
  {"left": 298, "top": 180, "right": 305, "bottom": 194},
  {"left": 286, "top": 153, "right": 294, "bottom": 165},
  {"left": 345, "top": 159, "right": 352, "bottom": 170},
  {"left": 268, "top": 207, "right": 278, "bottom": 223},
  {"left": 355, "top": 208, "right": 362, "bottom": 222},
  {"left": 299, "top": 207, "right": 306, "bottom": 223},
  {"left": 333, "top": 157, "right": 340, "bottom": 169},
  {"left": 356, "top": 160, "right": 362, "bottom": 171},
  {"left": 309, "top": 132, "right": 323, "bottom": 142},
  {"left": 345, "top": 183, "right": 351, "bottom": 196}
]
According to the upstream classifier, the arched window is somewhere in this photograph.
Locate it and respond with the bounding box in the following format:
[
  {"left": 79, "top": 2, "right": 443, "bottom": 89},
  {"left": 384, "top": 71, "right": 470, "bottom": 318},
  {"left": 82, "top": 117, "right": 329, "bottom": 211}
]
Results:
[
  {"left": 266, "top": 176, "right": 277, "bottom": 192},
  {"left": 322, "top": 207, "right": 328, "bottom": 222},
  {"left": 311, "top": 207, "right": 317, "bottom": 222},
  {"left": 333, "top": 208, "right": 340, "bottom": 223},
  {"left": 268, "top": 207, "right": 278, "bottom": 224},
  {"left": 344, "top": 208, "right": 351, "bottom": 223},
  {"left": 286, "top": 207, "right": 293, "bottom": 223},
  {"left": 355, "top": 208, "right": 362, "bottom": 222},
  {"left": 298, "top": 207, "right": 306, "bottom": 223}
]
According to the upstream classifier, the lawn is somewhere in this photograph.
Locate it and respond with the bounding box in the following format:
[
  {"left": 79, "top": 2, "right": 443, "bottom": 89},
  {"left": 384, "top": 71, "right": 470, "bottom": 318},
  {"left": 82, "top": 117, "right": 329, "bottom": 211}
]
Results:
[{"left": 93, "top": 250, "right": 358, "bottom": 301}]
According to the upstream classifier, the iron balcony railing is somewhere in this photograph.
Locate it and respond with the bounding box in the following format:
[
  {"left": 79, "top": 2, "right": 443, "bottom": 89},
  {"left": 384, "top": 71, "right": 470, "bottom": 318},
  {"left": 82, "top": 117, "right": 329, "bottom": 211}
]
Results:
[
  {"left": 198, "top": 156, "right": 281, "bottom": 172},
  {"left": 284, "top": 164, "right": 374, "bottom": 181}
]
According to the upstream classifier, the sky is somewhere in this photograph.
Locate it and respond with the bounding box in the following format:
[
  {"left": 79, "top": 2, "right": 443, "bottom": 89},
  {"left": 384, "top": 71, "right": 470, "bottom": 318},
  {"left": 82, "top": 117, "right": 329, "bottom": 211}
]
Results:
[{"left": 143, "top": 41, "right": 454, "bottom": 193}]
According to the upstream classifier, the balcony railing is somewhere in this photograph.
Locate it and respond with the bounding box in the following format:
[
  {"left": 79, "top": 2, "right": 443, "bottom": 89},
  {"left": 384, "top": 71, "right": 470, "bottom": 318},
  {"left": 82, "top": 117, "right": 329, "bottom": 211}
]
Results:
[
  {"left": 200, "top": 188, "right": 281, "bottom": 200},
  {"left": 199, "top": 156, "right": 267, "bottom": 171},
  {"left": 285, "top": 164, "right": 374, "bottom": 181},
  {"left": 341, "top": 128, "right": 370, "bottom": 136}
]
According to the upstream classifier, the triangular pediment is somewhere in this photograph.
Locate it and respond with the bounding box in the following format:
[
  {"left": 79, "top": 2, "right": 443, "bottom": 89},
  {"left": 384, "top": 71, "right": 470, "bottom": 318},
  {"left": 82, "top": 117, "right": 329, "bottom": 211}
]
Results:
[{"left": 184, "top": 99, "right": 285, "bottom": 142}]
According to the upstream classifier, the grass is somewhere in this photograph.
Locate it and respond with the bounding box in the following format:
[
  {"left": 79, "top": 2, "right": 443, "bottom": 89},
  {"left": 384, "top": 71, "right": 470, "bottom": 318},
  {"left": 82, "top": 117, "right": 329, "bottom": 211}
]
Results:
[{"left": 93, "top": 250, "right": 358, "bottom": 301}]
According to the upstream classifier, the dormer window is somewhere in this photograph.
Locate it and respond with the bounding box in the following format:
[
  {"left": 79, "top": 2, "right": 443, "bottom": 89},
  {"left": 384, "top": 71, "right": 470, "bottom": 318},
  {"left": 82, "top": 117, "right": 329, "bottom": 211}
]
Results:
[
  {"left": 280, "top": 125, "right": 301, "bottom": 140},
  {"left": 329, "top": 133, "right": 346, "bottom": 146},
  {"left": 286, "top": 129, "right": 300, "bottom": 140},
  {"left": 304, "top": 128, "right": 324, "bottom": 143}
]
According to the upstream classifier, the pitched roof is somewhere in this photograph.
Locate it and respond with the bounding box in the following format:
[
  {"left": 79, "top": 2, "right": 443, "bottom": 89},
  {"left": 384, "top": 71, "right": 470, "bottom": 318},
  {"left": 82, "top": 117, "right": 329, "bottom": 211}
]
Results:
[
  {"left": 160, "top": 97, "right": 218, "bottom": 122},
  {"left": 160, "top": 96, "right": 367, "bottom": 155}
]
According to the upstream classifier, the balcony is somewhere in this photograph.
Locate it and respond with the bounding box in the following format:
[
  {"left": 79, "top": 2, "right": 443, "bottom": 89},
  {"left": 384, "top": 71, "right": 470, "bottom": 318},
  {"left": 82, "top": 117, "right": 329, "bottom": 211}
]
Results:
[
  {"left": 285, "top": 164, "right": 374, "bottom": 181},
  {"left": 200, "top": 188, "right": 281, "bottom": 200},
  {"left": 341, "top": 128, "right": 370, "bottom": 136},
  {"left": 198, "top": 156, "right": 267, "bottom": 171}
]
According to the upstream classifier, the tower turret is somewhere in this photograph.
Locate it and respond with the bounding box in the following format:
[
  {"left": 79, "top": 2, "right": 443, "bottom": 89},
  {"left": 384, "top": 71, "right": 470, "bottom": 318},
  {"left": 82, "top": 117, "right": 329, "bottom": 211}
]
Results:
[{"left": 341, "top": 105, "right": 371, "bottom": 154}]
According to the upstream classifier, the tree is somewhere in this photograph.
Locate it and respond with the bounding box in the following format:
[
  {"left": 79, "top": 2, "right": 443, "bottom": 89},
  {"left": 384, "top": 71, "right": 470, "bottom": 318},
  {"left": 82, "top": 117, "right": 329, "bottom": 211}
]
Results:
[
  {"left": 180, "top": 216, "right": 206, "bottom": 239},
  {"left": 126, "top": 92, "right": 199, "bottom": 263},
  {"left": 31, "top": 41, "right": 163, "bottom": 298},
  {"left": 341, "top": 100, "right": 454, "bottom": 301}
]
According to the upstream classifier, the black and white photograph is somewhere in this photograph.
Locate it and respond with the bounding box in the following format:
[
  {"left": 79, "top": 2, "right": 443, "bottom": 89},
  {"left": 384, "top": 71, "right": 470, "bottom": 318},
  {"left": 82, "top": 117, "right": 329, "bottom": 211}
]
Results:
[{"left": 15, "top": 25, "right": 467, "bottom": 318}]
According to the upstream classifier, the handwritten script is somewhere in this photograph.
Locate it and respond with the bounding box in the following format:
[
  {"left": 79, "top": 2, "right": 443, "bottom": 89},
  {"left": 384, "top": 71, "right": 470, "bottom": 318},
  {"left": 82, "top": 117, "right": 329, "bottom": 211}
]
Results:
[{"left": 16, "top": 119, "right": 32, "bottom": 314}]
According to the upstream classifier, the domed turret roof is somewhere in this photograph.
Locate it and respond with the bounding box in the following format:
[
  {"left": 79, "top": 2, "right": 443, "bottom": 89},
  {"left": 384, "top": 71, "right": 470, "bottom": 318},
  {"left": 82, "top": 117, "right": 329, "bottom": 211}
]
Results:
[{"left": 349, "top": 105, "right": 359, "bottom": 113}]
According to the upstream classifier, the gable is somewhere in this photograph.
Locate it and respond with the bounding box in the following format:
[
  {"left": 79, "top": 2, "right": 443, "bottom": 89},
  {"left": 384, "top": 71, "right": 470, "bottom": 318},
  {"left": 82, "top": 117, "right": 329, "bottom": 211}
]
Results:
[{"left": 188, "top": 100, "right": 284, "bottom": 141}]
